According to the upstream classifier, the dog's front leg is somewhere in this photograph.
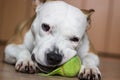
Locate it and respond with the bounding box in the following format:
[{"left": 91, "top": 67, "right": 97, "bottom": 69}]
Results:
[
  {"left": 78, "top": 53, "right": 101, "bottom": 80},
  {"left": 77, "top": 34, "right": 101, "bottom": 80},
  {"left": 5, "top": 30, "right": 36, "bottom": 73}
]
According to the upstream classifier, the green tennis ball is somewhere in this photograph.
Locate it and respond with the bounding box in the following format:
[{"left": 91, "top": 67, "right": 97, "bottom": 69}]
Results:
[{"left": 40, "top": 56, "right": 81, "bottom": 77}]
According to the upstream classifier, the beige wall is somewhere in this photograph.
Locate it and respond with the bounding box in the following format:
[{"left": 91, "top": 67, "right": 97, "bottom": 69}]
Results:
[{"left": 0, "top": 0, "right": 120, "bottom": 54}]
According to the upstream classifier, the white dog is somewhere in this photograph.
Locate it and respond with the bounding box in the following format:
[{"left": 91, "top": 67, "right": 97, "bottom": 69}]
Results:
[{"left": 4, "top": 0, "right": 101, "bottom": 80}]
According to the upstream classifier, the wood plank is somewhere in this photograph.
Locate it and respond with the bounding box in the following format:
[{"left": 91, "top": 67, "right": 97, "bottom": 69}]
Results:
[
  {"left": 106, "top": 0, "right": 120, "bottom": 54},
  {"left": 0, "top": 0, "right": 32, "bottom": 40},
  {"left": 64, "top": 0, "right": 84, "bottom": 9},
  {"left": 84, "top": 0, "right": 110, "bottom": 52},
  {"left": 0, "top": 0, "right": 4, "bottom": 38}
]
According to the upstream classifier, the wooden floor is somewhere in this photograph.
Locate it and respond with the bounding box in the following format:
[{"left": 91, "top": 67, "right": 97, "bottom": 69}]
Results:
[{"left": 0, "top": 46, "right": 120, "bottom": 80}]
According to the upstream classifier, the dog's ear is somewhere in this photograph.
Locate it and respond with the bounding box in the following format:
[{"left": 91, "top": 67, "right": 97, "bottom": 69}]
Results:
[
  {"left": 32, "top": 0, "right": 44, "bottom": 10},
  {"left": 32, "top": 0, "right": 59, "bottom": 10},
  {"left": 81, "top": 9, "right": 95, "bottom": 25}
]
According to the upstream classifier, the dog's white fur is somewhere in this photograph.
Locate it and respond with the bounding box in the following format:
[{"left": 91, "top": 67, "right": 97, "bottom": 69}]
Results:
[{"left": 4, "top": 0, "right": 101, "bottom": 80}]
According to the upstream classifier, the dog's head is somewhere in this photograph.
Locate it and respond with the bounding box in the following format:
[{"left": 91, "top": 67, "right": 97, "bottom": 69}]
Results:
[{"left": 31, "top": 0, "right": 94, "bottom": 68}]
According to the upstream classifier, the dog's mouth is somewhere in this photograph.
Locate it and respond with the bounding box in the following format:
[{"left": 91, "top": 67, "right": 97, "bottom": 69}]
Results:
[
  {"left": 36, "top": 62, "right": 58, "bottom": 73},
  {"left": 31, "top": 54, "right": 58, "bottom": 73}
]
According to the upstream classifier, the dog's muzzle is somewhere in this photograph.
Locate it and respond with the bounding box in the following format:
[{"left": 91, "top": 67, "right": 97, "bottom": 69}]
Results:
[
  {"left": 31, "top": 54, "right": 58, "bottom": 73},
  {"left": 31, "top": 50, "right": 63, "bottom": 73}
]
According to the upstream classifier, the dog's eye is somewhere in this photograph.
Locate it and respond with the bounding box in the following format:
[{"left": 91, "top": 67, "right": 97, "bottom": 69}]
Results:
[
  {"left": 42, "top": 23, "right": 50, "bottom": 32},
  {"left": 70, "top": 37, "right": 79, "bottom": 42}
]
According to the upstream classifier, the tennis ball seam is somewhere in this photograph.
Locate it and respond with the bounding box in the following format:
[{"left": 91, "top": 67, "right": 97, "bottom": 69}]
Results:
[{"left": 61, "top": 66, "right": 66, "bottom": 76}]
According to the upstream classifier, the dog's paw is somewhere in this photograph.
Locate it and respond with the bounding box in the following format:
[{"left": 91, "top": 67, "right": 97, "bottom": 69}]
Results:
[
  {"left": 15, "top": 59, "right": 37, "bottom": 74},
  {"left": 78, "top": 65, "right": 101, "bottom": 80}
]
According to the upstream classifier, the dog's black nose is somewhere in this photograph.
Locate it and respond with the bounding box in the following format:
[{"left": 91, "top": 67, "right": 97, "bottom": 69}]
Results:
[{"left": 46, "top": 52, "right": 62, "bottom": 65}]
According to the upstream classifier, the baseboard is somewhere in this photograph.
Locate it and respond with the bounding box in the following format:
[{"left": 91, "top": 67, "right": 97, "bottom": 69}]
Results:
[{"left": 98, "top": 52, "right": 120, "bottom": 59}]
